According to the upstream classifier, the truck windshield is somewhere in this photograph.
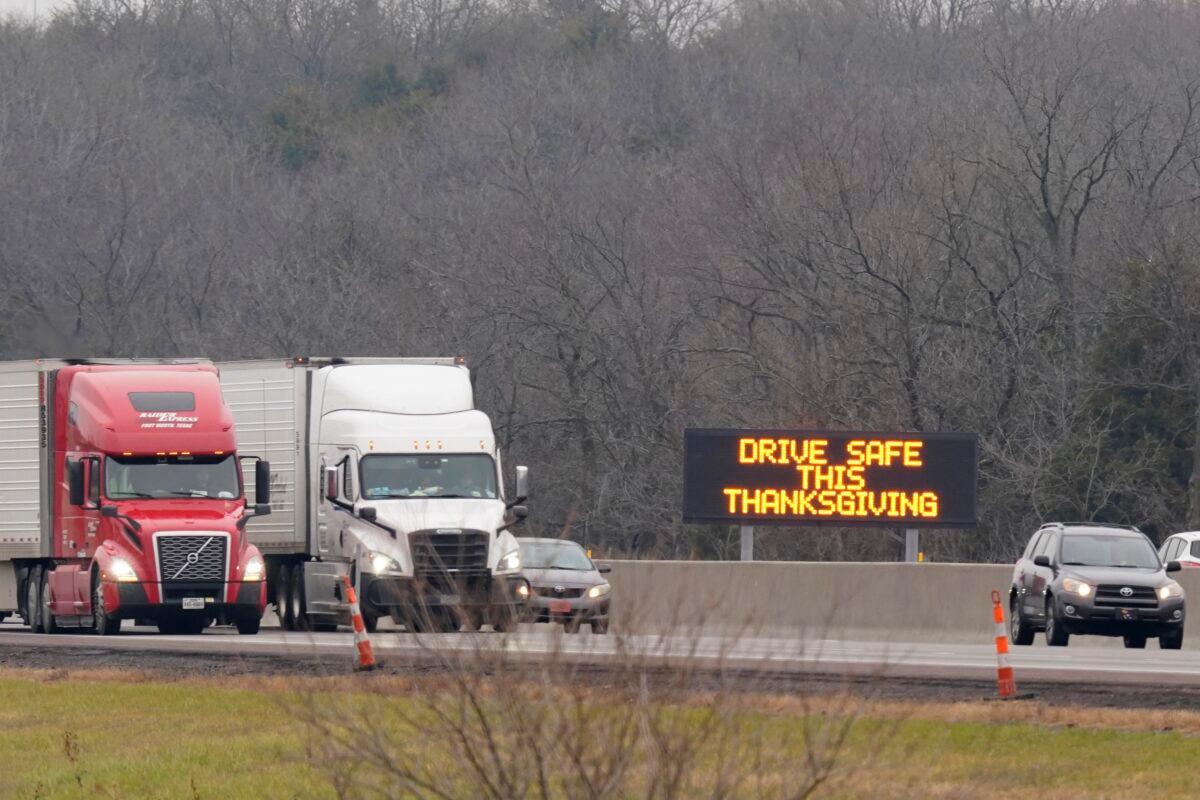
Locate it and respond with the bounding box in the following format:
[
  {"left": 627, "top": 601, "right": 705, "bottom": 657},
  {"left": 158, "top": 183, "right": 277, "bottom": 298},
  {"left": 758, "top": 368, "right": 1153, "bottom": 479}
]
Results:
[
  {"left": 1060, "top": 534, "right": 1160, "bottom": 569},
  {"left": 105, "top": 455, "right": 240, "bottom": 500},
  {"left": 360, "top": 454, "right": 497, "bottom": 499},
  {"left": 519, "top": 541, "right": 594, "bottom": 571}
]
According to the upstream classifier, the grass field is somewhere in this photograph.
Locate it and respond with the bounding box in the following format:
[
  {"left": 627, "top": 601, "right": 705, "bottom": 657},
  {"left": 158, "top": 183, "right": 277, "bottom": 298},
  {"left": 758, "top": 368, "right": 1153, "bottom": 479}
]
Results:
[{"left": 3, "top": 669, "right": 1200, "bottom": 799}]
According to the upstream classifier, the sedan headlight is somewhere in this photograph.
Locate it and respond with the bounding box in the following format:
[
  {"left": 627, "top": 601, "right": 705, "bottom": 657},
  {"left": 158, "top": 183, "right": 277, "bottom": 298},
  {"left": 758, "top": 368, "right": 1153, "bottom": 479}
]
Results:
[
  {"left": 1159, "top": 581, "right": 1184, "bottom": 600},
  {"left": 587, "top": 582, "right": 611, "bottom": 599},
  {"left": 243, "top": 556, "right": 265, "bottom": 582},
  {"left": 499, "top": 549, "right": 521, "bottom": 572},
  {"left": 108, "top": 557, "right": 138, "bottom": 583},
  {"left": 1062, "top": 578, "right": 1092, "bottom": 598},
  {"left": 370, "top": 552, "right": 401, "bottom": 574}
]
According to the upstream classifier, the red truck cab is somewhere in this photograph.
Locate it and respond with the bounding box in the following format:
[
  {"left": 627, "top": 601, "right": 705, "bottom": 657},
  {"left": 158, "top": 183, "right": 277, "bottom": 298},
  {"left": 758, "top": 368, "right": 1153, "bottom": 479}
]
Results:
[{"left": 21, "top": 362, "right": 269, "bottom": 635}]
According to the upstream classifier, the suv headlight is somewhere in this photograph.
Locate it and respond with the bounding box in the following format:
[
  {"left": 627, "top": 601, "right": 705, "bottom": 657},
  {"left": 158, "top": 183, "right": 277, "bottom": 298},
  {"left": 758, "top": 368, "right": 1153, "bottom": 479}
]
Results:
[
  {"left": 587, "top": 582, "right": 611, "bottom": 599},
  {"left": 1159, "top": 581, "right": 1184, "bottom": 600},
  {"left": 1062, "top": 578, "right": 1093, "bottom": 597},
  {"left": 243, "top": 556, "right": 265, "bottom": 581},
  {"left": 499, "top": 549, "right": 521, "bottom": 572},
  {"left": 369, "top": 552, "right": 401, "bottom": 574}
]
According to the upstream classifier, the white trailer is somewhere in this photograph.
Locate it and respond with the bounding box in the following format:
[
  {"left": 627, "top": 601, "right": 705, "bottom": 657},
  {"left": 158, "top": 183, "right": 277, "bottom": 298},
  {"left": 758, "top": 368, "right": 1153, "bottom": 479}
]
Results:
[{"left": 218, "top": 357, "right": 530, "bottom": 632}]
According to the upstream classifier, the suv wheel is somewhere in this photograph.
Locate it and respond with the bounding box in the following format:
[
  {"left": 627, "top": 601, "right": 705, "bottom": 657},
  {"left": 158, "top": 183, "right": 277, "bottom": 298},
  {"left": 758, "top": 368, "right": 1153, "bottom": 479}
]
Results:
[
  {"left": 1161, "top": 629, "right": 1184, "bottom": 650},
  {"left": 1123, "top": 634, "right": 1147, "bottom": 649},
  {"left": 1044, "top": 597, "right": 1069, "bottom": 647},
  {"left": 1010, "top": 595, "right": 1034, "bottom": 646}
]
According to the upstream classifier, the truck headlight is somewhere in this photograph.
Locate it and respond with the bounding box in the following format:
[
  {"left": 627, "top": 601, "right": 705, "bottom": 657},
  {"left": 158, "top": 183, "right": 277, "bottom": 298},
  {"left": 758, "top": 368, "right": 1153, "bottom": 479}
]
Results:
[
  {"left": 109, "top": 558, "right": 138, "bottom": 583},
  {"left": 1062, "top": 578, "right": 1092, "bottom": 598},
  {"left": 587, "top": 583, "right": 611, "bottom": 599},
  {"left": 370, "top": 552, "right": 401, "bottom": 574},
  {"left": 1159, "top": 582, "right": 1184, "bottom": 600},
  {"left": 499, "top": 549, "right": 521, "bottom": 572},
  {"left": 243, "top": 556, "right": 265, "bottom": 582}
]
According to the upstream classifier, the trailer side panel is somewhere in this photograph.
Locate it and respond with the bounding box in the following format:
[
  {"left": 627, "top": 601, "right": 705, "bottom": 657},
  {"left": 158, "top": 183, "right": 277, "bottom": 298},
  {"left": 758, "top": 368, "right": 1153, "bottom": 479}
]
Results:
[{"left": 219, "top": 362, "right": 305, "bottom": 554}]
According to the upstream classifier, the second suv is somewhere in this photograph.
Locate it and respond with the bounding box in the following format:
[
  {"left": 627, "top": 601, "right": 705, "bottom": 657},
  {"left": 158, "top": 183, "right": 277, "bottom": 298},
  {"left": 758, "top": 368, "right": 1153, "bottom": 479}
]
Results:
[{"left": 1009, "top": 523, "right": 1185, "bottom": 649}]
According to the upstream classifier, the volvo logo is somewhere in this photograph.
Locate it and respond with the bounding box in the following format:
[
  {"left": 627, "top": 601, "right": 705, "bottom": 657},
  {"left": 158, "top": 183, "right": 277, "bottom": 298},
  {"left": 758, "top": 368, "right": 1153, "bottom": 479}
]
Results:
[
  {"left": 187, "top": 552, "right": 200, "bottom": 564},
  {"left": 1120, "top": 587, "right": 1134, "bottom": 597}
]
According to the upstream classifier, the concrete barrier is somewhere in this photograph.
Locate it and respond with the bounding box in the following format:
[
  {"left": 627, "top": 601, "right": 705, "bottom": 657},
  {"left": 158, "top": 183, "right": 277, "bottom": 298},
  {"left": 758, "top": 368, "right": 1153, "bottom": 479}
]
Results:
[{"left": 605, "top": 560, "right": 1200, "bottom": 648}]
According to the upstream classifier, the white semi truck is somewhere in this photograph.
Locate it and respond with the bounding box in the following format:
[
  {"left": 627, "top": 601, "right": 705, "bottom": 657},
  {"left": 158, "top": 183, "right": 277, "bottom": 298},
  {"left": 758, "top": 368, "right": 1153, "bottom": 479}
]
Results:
[{"left": 218, "top": 357, "right": 530, "bottom": 632}]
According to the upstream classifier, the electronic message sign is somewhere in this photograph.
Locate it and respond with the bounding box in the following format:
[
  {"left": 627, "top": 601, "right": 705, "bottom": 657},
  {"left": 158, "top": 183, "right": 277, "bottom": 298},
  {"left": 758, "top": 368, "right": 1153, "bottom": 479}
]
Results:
[{"left": 682, "top": 429, "right": 978, "bottom": 528}]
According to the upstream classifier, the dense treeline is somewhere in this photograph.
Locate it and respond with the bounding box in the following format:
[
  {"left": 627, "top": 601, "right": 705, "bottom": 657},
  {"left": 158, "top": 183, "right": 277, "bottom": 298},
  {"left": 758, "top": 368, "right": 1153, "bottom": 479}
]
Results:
[{"left": 4, "top": 0, "right": 1200, "bottom": 561}]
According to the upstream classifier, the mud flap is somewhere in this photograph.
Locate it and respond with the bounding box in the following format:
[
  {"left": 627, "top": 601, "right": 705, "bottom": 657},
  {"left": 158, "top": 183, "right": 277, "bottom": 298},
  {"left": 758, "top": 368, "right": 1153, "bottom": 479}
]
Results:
[
  {"left": 0, "top": 564, "right": 18, "bottom": 614},
  {"left": 302, "top": 560, "right": 351, "bottom": 624}
]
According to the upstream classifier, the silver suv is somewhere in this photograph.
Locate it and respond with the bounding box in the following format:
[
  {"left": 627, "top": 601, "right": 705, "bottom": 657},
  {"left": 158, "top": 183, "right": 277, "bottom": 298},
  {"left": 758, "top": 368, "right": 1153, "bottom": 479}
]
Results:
[{"left": 1009, "top": 523, "right": 1185, "bottom": 649}]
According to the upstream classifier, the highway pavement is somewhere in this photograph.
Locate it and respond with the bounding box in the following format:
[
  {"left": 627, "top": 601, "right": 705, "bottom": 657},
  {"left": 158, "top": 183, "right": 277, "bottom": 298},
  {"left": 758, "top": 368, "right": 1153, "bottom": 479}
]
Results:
[{"left": 2, "top": 619, "right": 1200, "bottom": 685}]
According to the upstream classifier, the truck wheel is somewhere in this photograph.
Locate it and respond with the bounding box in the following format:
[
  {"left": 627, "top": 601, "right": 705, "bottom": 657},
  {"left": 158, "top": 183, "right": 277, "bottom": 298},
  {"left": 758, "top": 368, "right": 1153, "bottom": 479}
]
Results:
[
  {"left": 289, "top": 567, "right": 308, "bottom": 631},
  {"left": 277, "top": 565, "right": 294, "bottom": 631},
  {"left": 1044, "top": 598, "right": 1069, "bottom": 647},
  {"left": 590, "top": 619, "right": 609, "bottom": 635},
  {"left": 93, "top": 576, "right": 121, "bottom": 636},
  {"left": 25, "top": 567, "right": 43, "bottom": 633},
  {"left": 362, "top": 613, "right": 378, "bottom": 634},
  {"left": 1123, "top": 634, "right": 1147, "bottom": 649},
  {"left": 235, "top": 615, "right": 262, "bottom": 635},
  {"left": 41, "top": 573, "right": 58, "bottom": 634},
  {"left": 1009, "top": 595, "right": 1033, "bottom": 646},
  {"left": 1161, "top": 630, "right": 1184, "bottom": 650}
]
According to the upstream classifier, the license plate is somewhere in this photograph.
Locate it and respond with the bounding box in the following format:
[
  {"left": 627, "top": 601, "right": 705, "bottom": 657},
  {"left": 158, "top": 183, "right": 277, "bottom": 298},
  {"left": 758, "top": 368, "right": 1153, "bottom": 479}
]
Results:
[
  {"left": 438, "top": 594, "right": 460, "bottom": 606},
  {"left": 550, "top": 599, "right": 572, "bottom": 615},
  {"left": 1118, "top": 608, "right": 1138, "bottom": 621},
  {"left": 181, "top": 597, "right": 206, "bottom": 611}
]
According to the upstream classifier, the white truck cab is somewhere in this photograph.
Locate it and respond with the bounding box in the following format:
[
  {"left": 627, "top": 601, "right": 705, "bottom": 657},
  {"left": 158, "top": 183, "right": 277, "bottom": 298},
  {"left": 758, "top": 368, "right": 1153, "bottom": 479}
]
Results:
[{"left": 218, "top": 358, "right": 530, "bottom": 632}]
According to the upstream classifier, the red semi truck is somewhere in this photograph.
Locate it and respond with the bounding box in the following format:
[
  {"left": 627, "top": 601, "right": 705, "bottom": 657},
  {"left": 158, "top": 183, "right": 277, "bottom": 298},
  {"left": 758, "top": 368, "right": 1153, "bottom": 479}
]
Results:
[{"left": 0, "top": 360, "right": 271, "bottom": 635}]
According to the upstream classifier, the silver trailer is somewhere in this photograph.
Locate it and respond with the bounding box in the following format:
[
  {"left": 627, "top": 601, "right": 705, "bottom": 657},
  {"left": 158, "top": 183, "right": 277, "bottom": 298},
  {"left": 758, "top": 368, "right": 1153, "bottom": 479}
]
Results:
[{"left": 219, "top": 358, "right": 530, "bottom": 632}]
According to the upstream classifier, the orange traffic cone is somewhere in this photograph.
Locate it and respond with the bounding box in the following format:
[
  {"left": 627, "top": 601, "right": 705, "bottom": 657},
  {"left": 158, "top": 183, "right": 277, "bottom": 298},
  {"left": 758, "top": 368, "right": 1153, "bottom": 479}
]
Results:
[
  {"left": 342, "top": 575, "right": 378, "bottom": 671},
  {"left": 991, "top": 589, "right": 1016, "bottom": 698}
]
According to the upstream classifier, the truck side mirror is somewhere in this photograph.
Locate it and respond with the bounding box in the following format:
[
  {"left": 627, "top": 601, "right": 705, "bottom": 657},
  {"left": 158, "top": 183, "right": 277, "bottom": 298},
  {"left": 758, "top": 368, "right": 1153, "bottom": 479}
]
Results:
[
  {"left": 68, "top": 460, "right": 85, "bottom": 506},
  {"left": 359, "top": 506, "right": 377, "bottom": 522},
  {"left": 511, "top": 505, "right": 528, "bottom": 522},
  {"left": 254, "top": 460, "right": 271, "bottom": 506},
  {"left": 324, "top": 467, "right": 338, "bottom": 501},
  {"left": 514, "top": 465, "right": 529, "bottom": 503}
]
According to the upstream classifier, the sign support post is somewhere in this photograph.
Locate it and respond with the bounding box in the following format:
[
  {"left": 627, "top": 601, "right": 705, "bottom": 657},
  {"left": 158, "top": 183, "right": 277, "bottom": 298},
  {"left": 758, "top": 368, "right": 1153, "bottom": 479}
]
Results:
[
  {"left": 740, "top": 525, "right": 754, "bottom": 561},
  {"left": 904, "top": 528, "right": 918, "bottom": 562}
]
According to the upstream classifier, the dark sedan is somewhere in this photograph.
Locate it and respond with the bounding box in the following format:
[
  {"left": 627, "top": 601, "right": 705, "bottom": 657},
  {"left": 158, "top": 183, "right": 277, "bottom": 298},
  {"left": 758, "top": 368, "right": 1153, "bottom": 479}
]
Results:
[
  {"left": 1009, "top": 523, "right": 1185, "bottom": 649},
  {"left": 518, "top": 538, "right": 611, "bottom": 634}
]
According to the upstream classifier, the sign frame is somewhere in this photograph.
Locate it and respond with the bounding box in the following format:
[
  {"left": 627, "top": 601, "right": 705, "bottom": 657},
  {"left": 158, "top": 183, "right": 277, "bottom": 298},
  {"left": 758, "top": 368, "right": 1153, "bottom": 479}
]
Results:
[{"left": 682, "top": 428, "right": 979, "bottom": 529}]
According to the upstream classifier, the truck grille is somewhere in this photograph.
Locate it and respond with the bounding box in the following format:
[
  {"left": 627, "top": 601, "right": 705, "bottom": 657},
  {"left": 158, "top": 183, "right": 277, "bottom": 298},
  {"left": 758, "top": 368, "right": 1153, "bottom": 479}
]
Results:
[
  {"left": 157, "top": 534, "right": 228, "bottom": 582},
  {"left": 1094, "top": 584, "right": 1158, "bottom": 608},
  {"left": 410, "top": 530, "right": 489, "bottom": 577}
]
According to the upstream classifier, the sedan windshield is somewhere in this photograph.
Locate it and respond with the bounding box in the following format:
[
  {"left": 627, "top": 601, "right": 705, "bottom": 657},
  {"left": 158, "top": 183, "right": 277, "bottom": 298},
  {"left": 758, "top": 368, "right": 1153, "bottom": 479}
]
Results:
[
  {"left": 519, "top": 541, "right": 594, "bottom": 571},
  {"left": 105, "top": 455, "right": 239, "bottom": 500},
  {"left": 361, "top": 454, "right": 497, "bottom": 499},
  {"left": 1060, "top": 534, "right": 1160, "bottom": 569}
]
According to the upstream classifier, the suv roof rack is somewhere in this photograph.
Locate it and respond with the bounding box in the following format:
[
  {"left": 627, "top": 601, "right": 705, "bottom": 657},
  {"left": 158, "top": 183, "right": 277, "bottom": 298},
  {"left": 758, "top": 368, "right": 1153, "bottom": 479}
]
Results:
[{"left": 1038, "top": 521, "right": 1143, "bottom": 533}]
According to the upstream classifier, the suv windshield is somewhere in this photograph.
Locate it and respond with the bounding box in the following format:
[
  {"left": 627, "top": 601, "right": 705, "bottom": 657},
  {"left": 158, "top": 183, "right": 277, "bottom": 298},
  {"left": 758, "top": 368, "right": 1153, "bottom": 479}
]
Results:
[
  {"left": 519, "top": 541, "right": 594, "bottom": 571},
  {"left": 360, "top": 454, "right": 497, "bottom": 499},
  {"left": 105, "top": 455, "right": 239, "bottom": 499},
  {"left": 1060, "top": 534, "right": 1160, "bottom": 569}
]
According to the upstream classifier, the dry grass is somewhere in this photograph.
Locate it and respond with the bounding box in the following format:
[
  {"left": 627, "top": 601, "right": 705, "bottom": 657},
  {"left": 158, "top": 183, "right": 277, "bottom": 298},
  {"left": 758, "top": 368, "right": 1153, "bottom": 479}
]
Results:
[
  {"left": 11, "top": 667, "right": 1200, "bottom": 737},
  {"left": 5, "top": 665, "right": 1200, "bottom": 798}
]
